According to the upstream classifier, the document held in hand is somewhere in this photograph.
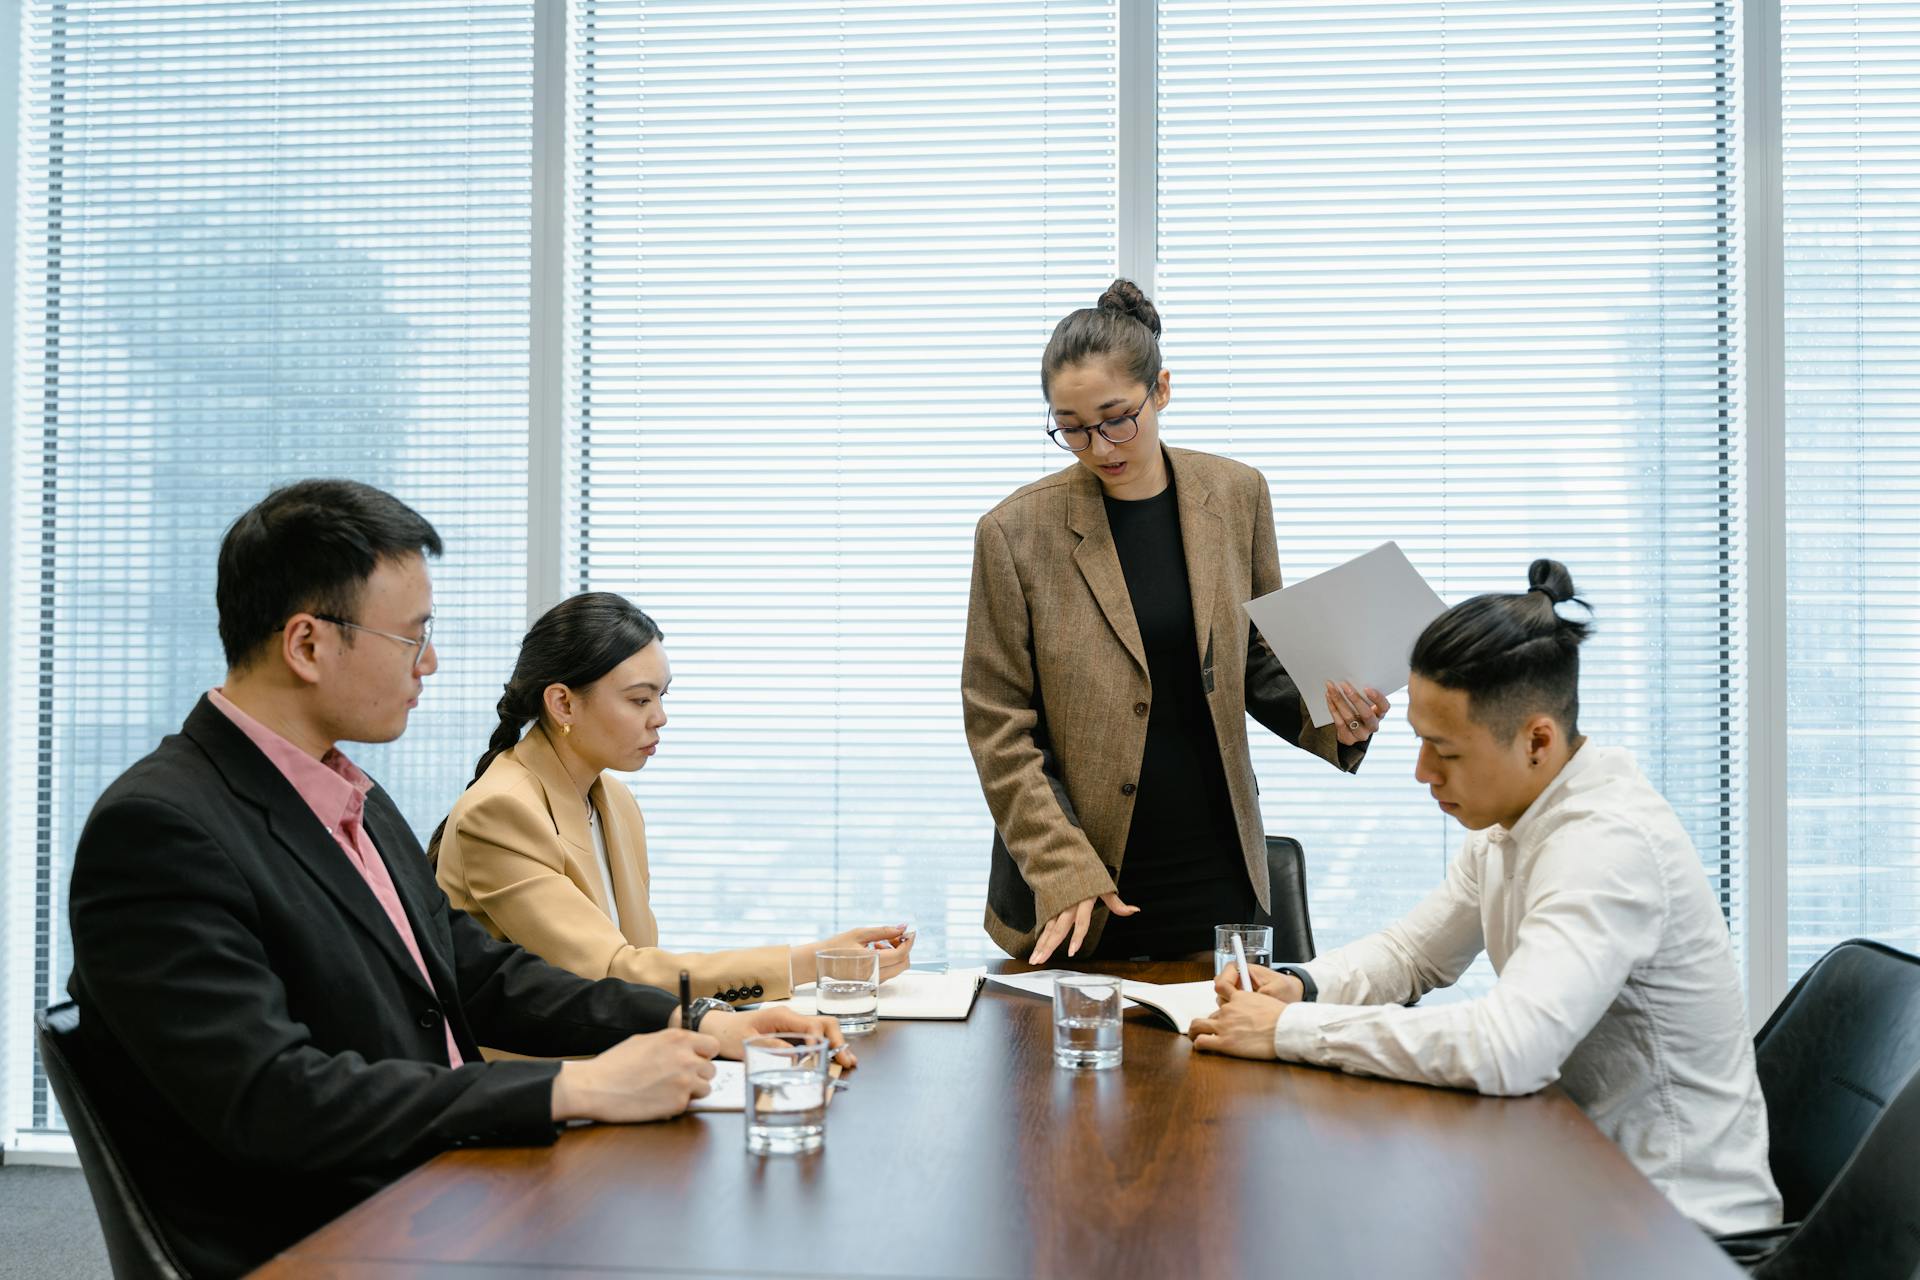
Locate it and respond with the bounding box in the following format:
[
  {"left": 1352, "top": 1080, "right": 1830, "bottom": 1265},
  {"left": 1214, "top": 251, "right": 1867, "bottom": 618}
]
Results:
[{"left": 1242, "top": 541, "right": 1448, "bottom": 729}]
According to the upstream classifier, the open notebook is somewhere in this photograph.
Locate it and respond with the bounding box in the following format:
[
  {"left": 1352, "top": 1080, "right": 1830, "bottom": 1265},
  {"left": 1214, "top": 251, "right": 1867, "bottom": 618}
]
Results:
[
  {"left": 984, "top": 970, "right": 1221, "bottom": 1035},
  {"left": 778, "top": 966, "right": 988, "bottom": 1021}
]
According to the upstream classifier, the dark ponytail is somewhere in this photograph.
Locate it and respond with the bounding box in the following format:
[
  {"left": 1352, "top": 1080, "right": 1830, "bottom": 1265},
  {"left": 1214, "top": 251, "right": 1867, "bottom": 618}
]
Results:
[
  {"left": 1041, "top": 278, "right": 1164, "bottom": 398},
  {"left": 427, "top": 592, "right": 663, "bottom": 863},
  {"left": 1410, "top": 558, "right": 1592, "bottom": 739}
]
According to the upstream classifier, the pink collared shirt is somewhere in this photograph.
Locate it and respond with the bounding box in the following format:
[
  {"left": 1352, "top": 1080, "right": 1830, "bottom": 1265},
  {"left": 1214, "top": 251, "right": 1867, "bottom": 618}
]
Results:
[{"left": 210, "top": 689, "right": 464, "bottom": 1067}]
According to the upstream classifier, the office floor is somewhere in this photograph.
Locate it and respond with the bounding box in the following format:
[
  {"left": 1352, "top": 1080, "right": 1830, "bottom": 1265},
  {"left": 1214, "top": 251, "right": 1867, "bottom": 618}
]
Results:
[{"left": 0, "top": 1165, "right": 110, "bottom": 1279}]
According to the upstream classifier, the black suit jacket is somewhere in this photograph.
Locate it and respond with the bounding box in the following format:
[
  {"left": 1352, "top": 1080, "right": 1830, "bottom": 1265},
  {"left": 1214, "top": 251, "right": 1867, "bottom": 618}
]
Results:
[{"left": 66, "top": 696, "right": 678, "bottom": 1278}]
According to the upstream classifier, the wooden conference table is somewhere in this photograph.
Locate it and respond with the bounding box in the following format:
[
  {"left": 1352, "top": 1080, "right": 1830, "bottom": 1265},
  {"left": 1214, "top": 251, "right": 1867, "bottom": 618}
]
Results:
[{"left": 257, "top": 960, "right": 1741, "bottom": 1280}]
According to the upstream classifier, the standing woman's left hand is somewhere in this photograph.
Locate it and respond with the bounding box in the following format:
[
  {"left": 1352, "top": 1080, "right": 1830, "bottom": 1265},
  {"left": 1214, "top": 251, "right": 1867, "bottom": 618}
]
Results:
[{"left": 1326, "top": 681, "right": 1389, "bottom": 746}]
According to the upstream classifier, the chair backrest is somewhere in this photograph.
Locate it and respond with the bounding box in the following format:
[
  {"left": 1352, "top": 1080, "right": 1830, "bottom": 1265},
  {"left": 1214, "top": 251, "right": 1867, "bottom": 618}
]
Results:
[
  {"left": 1262, "top": 835, "right": 1316, "bottom": 963},
  {"left": 1754, "top": 1060, "right": 1920, "bottom": 1280},
  {"left": 1752, "top": 938, "right": 1920, "bottom": 1223},
  {"left": 33, "top": 1003, "right": 189, "bottom": 1280}
]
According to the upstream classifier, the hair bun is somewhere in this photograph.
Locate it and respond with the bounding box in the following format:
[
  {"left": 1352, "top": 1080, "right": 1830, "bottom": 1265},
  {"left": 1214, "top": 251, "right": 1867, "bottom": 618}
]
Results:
[
  {"left": 1526, "top": 558, "right": 1577, "bottom": 606},
  {"left": 1097, "top": 278, "right": 1162, "bottom": 337}
]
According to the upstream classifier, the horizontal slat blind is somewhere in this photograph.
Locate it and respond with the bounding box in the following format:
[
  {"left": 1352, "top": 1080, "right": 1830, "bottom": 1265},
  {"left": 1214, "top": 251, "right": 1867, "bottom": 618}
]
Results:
[
  {"left": 1781, "top": 1, "right": 1920, "bottom": 976},
  {"left": 1155, "top": 1, "right": 1743, "bottom": 973},
  {"left": 566, "top": 1, "right": 1119, "bottom": 960},
  {"left": 6, "top": 0, "right": 534, "bottom": 1136}
]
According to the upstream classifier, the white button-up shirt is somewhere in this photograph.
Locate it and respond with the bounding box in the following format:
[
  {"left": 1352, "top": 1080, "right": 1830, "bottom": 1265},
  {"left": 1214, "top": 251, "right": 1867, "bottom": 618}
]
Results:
[{"left": 1275, "top": 743, "right": 1782, "bottom": 1234}]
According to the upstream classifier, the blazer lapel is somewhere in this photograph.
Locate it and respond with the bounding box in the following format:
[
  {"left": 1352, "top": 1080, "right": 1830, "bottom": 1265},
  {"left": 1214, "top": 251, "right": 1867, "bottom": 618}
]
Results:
[
  {"left": 1168, "top": 449, "right": 1225, "bottom": 671},
  {"left": 513, "top": 725, "right": 601, "bottom": 901},
  {"left": 1066, "top": 466, "right": 1148, "bottom": 673},
  {"left": 182, "top": 698, "right": 435, "bottom": 998}
]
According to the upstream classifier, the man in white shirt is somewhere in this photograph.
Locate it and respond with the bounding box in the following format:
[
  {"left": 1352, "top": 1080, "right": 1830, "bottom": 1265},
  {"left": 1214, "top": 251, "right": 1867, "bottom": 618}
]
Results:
[{"left": 1191, "top": 559, "right": 1782, "bottom": 1235}]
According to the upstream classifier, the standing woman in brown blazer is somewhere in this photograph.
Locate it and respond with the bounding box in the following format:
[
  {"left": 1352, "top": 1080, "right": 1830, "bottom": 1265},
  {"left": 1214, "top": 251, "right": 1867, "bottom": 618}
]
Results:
[
  {"left": 964, "top": 280, "right": 1389, "bottom": 964},
  {"left": 433, "top": 593, "right": 911, "bottom": 1007}
]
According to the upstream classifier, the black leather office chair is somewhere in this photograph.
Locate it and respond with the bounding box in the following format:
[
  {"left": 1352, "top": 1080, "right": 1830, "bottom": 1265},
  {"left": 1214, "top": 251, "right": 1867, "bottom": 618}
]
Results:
[
  {"left": 33, "top": 1002, "right": 190, "bottom": 1280},
  {"left": 1732, "top": 1060, "right": 1920, "bottom": 1279},
  {"left": 1260, "top": 835, "right": 1316, "bottom": 962},
  {"left": 1717, "top": 938, "right": 1920, "bottom": 1273},
  {"left": 1752, "top": 939, "right": 1920, "bottom": 1222}
]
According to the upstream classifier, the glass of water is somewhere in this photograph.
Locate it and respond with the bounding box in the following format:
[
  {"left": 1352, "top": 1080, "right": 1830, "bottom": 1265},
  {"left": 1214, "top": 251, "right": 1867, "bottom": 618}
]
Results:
[
  {"left": 1052, "top": 973, "right": 1123, "bottom": 1070},
  {"left": 1213, "top": 924, "right": 1274, "bottom": 980},
  {"left": 743, "top": 1032, "right": 831, "bottom": 1156},
  {"left": 814, "top": 947, "right": 880, "bottom": 1034}
]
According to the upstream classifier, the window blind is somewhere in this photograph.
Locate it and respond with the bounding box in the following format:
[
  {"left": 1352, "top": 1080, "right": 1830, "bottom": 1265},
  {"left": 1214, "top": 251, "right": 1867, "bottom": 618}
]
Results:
[
  {"left": 565, "top": 1, "right": 1120, "bottom": 961},
  {"left": 1155, "top": 1, "right": 1744, "bottom": 972},
  {"left": 1781, "top": 1, "right": 1920, "bottom": 977},
  {"left": 6, "top": 0, "right": 534, "bottom": 1139}
]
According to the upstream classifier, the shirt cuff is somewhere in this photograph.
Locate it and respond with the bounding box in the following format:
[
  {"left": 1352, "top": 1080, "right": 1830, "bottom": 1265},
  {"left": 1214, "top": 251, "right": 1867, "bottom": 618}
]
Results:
[{"left": 1272, "top": 999, "right": 1341, "bottom": 1062}]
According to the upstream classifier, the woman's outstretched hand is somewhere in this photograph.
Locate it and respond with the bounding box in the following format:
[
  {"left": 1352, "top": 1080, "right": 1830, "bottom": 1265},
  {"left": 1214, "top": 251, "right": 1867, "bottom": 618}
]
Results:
[{"left": 1029, "top": 892, "right": 1139, "bottom": 965}]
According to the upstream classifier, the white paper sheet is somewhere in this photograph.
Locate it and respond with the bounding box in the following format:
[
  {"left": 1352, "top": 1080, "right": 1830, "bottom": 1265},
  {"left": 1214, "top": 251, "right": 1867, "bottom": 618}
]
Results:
[
  {"left": 984, "top": 970, "right": 1140, "bottom": 1009},
  {"left": 685, "top": 1060, "right": 747, "bottom": 1112},
  {"left": 1242, "top": 541, "right": 1448, "bottom": 728},
  {"left": 983, "top": 971, "right": 1217, "bottom": 1033}
]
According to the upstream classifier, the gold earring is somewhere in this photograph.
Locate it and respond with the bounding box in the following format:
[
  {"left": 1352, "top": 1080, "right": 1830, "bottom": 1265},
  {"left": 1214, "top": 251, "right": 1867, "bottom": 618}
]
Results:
[{"left": 561, "top": 723, "right": 572, "bottom": 737}]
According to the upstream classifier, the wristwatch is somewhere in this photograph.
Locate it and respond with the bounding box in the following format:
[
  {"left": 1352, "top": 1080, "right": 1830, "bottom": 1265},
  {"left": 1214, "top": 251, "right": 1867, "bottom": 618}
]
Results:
[
  {"left": 684, "top": 996, "right": 729, "bottom": 1033},
  {"left": 1272, "top": 965, "right": 1318, "bottom": 1002}
]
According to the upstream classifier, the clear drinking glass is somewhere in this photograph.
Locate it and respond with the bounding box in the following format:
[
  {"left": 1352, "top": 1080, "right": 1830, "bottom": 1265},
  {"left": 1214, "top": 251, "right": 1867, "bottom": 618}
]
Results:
[
  {"left": 743, "top": 1032, "right": 831, "bottom": 1155},
  {"left": 1213, "top": 924, "right": 1275, "bottom": 980},
  {"left": 815, "top": 947, "right": 881, "bottom": 1034},
  {"left": 1052, "top": 973, "right": 1123, "bottom": 1069}
]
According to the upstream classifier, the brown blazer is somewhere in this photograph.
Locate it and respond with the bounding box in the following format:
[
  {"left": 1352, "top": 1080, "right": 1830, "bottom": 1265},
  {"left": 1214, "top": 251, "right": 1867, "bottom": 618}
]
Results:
[
  {"left": 435, "top": 725, "right": 792, "bottom": 1004},
  {"left": 962, "top": 447, "right": 1363, "bottom": 958}
]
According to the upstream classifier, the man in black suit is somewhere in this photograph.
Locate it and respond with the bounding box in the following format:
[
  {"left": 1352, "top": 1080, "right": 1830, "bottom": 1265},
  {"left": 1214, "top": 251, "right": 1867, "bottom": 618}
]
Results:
[{"left": 67, "top": 480, "right": 847, "bottom": 1278}]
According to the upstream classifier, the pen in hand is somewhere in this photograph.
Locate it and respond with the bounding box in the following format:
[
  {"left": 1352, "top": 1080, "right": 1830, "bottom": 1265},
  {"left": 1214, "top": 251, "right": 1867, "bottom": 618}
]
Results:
[
  {"left": 1230, "top": 934, "right": 1253, "bottom": 993},
  {"left": 679, "top": 968, "right": 692, "bottom": 1030}
]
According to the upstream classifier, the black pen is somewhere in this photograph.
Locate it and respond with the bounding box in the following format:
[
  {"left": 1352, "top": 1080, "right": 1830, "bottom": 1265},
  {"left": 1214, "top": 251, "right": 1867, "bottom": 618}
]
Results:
[{"left": 679, "top": 969, "right": 691, "bottom": 1030}]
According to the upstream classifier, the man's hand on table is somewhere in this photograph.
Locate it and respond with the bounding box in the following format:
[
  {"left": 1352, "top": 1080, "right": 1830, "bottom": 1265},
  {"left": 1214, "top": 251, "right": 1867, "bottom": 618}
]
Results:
[
  {"left": 550, "top": 1007, "right": 854, "bottom": 1125},
  {"left": 697, "top": 1006, "right": 856, "bottom": 1070},
  {"left": 1235, "top": 961, "right": 1306, "bottom": 1003},
  {"left": 1189, "top": 968, "right": 1303, "bottom": 1060},
  {"left": 550, "top": 1029, "right": 718, "bottom": 1123}
]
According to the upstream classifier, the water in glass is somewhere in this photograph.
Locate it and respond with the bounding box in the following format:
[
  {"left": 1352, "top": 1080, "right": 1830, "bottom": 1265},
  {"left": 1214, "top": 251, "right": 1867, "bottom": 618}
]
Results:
[
  {"left": 1052, "top": 974, "right": 1123, "bottom": 1069},
  {"left": 817, "top": 977, "right": 879, "bottom": 1033},
  {"left": 745, "top": 1068, "right": 827, "bottom": 1155},
  {"left": 1053, "top": 1014, "right": 1122, "bottom": 1069}
]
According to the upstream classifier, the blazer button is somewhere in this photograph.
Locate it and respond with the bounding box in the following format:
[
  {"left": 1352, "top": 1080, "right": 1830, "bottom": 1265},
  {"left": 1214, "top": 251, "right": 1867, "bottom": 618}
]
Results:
[
  {"left": 1133, "top": 701, "right": 1148, "bottom": 716},
  {"left": 418, "top": 1008, "right": 442, "bottom": 1029},
  {"left": 1120, "top": 782, "right": 1136, "bottom": 796}
]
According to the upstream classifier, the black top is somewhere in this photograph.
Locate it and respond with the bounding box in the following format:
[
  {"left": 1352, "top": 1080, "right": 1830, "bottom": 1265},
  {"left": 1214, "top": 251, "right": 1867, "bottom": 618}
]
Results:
[{"left": 1092, "top": 477, "right": 1258, "bottom": 959}]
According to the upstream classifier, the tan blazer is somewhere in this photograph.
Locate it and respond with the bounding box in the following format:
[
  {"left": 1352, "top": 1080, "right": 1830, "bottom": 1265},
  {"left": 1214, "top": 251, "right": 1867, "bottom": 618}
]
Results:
[
  {"left": 435, "top": 724, "right": 792, "bottom": 1004},
  {"left": 963, "top": 447, "right": 1362, "bottom": 958}
]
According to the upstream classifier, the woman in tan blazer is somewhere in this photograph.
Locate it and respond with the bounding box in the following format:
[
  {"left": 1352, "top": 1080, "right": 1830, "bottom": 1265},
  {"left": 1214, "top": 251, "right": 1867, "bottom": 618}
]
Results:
[
  {"left": 963, "top": 280, "right": 1389, "bottom": 965},
  {"left": 433, "top": 593, "right": 911, "bottom": 1007}
]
